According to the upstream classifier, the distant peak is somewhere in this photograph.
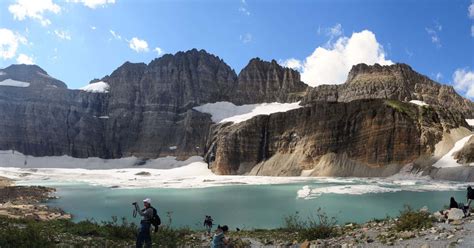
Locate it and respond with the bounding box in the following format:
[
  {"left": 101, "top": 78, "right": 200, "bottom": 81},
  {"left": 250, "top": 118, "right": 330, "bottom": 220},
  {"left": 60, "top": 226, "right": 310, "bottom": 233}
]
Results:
[
  {"left": 346, "top": 63, "right": 416, "bottom": 83},
  {"left": 3, "top": 64, "right": 48, "bottom": 75}
]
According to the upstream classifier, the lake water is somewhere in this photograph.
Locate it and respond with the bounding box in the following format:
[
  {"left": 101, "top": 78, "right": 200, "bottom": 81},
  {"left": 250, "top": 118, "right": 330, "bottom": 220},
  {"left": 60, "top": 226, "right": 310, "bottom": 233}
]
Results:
[{"left": 42, "top": 182, "right": 468, "bottom": 230}]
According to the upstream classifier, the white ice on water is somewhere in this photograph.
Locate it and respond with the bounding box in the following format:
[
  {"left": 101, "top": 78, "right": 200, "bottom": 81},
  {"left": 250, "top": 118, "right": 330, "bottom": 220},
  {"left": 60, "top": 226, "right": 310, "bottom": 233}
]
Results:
[
  {"left": 432, "top": 134, "right": 474, "bottom": 168},
  {"left": 79, "top": 81, "right": 110, "bottom": 93},
  {"left": 193, "top": 101, "right": 302, "bottom": 124},
  {"left": 0, "top": 78, "right": 30, "bottom": 87}
]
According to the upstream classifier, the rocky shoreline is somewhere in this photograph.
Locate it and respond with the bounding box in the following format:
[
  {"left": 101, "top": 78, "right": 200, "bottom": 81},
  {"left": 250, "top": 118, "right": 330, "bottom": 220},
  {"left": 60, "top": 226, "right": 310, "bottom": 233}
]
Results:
[{"left": 0, "top": 176, "right": 70, "bottom": 221}]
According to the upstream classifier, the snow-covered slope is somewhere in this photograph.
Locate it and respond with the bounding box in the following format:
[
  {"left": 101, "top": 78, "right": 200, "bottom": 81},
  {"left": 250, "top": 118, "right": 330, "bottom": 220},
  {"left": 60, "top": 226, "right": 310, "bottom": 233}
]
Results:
[
  {"left": 409, "top": 100, "right": 428, "bottom": 106},
  {"left": 0, "top": 78, "right": 30, "bottom": 87},
  {"left": 194, "top": 101, "right": 302, "bottom": 124},
  {"left": 79, "top": 81, "right": 109, "bottom": 93},
  {"left": 466, "top": 119, "right": 474, "bottom": 127},
  {"left": 433, "top": 134, "right": 474, "bottom": 168}
]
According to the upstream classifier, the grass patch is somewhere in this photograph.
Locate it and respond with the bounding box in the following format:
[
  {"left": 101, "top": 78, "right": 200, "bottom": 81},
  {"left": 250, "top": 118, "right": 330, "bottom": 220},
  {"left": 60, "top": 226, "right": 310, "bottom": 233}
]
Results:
[
  {"left": 384, "top": 100, "right": 418, "bottom": 119},
  {"left": 283, "top": 208, "right": 339, "bottom": 241},
  {"left": 394, "top": 205, "right": 433, "bottom": 231}
]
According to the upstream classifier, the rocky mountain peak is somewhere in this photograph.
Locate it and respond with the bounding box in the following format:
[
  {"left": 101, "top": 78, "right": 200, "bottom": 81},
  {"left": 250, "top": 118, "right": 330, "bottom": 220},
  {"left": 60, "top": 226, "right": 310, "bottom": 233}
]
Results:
[
  {"left": 345, "top": 63, "right": 421, "bottom": 85},
  {"left": 233, "top": 57, "right": 307, "bottom": 104},
  {"left": 0, "top": 64, "right": 67, "bottom": 89}
]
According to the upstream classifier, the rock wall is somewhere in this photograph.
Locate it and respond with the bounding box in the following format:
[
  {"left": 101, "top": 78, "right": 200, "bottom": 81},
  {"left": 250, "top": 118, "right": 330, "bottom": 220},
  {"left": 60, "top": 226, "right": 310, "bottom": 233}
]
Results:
[{"left": 209, "top": 99, "right": 468, "bottom": 176}]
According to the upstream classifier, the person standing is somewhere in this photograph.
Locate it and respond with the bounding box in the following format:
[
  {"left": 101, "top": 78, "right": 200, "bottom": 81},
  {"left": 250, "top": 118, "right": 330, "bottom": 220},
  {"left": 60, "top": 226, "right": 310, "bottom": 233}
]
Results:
[
  {"left": 467, "top": 186, "right": 474, "bottom": 208},
  {"left": 135, "top": 198, "right": 154, "bottom": 248},
  {"left": 204, "top": 215, "right": 214, "bottom": 235}
]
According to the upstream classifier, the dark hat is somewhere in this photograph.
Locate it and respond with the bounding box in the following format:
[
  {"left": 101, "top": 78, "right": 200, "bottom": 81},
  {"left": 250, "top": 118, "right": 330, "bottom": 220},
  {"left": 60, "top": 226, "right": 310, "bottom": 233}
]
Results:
[{"left": 217, "top": 225, "right": 229, "bottom": 232}]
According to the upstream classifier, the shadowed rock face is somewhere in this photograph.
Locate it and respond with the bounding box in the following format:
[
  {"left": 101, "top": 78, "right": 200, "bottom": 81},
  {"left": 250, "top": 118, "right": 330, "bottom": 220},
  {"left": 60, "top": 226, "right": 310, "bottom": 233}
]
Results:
[
  {"left": 303, "top": 63, "right": 474, "bottom": 118},
  {"left": 232, "top": 58, "right": 307, "bottom": 104},
  {"left": 209, "top": 99, "right": 468, "bottom": 176},
  {"left": 0, "top": 49, "right": 307, "bottom": 159}
]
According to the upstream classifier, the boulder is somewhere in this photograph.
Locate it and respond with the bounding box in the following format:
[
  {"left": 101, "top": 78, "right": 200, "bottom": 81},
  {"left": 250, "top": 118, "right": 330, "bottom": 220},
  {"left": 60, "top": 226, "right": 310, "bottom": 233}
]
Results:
[{"left": 447, "top": 208, "right": 464, "bottom": 221}]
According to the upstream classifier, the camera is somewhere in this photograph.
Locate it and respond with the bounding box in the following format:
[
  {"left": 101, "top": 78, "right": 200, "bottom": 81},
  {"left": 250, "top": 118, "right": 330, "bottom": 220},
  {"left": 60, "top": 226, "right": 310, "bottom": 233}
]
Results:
[{"left": 132, "top": 202, "right": 137, "bottom": 205}]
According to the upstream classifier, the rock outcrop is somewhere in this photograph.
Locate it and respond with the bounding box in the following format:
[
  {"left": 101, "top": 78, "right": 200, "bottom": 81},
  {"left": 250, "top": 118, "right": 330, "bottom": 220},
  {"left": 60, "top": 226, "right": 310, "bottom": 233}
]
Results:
[
  {"left": 303, "top": 63, "right": 474, "bottom": 118},
  {"left": 209, "top": 99, "right": 468, "bottom": 176},
  {"left": 232, "top": 58, "right": 307, "bottom": 104}
]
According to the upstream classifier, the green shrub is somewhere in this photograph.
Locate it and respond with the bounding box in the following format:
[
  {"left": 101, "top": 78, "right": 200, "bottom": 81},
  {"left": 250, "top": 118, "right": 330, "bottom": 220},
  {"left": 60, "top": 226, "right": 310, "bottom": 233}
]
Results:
[
  {"left": 394, "top": 205, "right": 433, "bottom": 231},
  {"left": 0, "top": 221, "right": 54, "bottom": 248},
  {"left": 283, "top": 208, "right": 339, "bottom": 241}
]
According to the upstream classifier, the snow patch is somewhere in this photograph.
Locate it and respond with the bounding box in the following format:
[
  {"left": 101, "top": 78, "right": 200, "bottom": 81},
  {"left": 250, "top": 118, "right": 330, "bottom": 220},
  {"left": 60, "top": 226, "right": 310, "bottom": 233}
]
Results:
[
  {"left": 0, "top": 150, "right": 202, "bottom": 170},
  {"left": 0, "top": 71, "right": 5, "bottom": 76},
  {"left": 169, "top": 146, "right": 177, "bottom": 150},
  {"left": 466, "top": 119, "right": 474, "bottom": 127},
  {"left": 0, "top": 78, "right": 30, "bottom": 87},
  {"left": 98, "top": 116, "right": 109, "bottom": 119},
  {"left": 432, "top": 134, "right": 474, "bottom": 168},
  {"left": 194, "top": 101, "right": 302, "bottom": 124},
  {"left": 409, "top": 100, "right": 429, "bottom": 106},
  {"left": 80, "top": 81, "right": 109, "bottom": 93}
]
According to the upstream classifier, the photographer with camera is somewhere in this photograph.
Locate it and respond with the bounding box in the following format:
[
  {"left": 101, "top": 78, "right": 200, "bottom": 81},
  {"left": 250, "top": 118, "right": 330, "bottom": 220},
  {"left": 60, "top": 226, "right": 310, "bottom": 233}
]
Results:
[{"left": 133, "top": 198, "right": 156, "bottom": 248}]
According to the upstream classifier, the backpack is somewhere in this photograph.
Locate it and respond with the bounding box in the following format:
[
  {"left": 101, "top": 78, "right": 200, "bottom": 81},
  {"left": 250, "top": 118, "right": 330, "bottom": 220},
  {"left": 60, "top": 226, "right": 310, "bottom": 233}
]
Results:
[{"left": 150, "top": 207, "right": 161, "bottom": 231}]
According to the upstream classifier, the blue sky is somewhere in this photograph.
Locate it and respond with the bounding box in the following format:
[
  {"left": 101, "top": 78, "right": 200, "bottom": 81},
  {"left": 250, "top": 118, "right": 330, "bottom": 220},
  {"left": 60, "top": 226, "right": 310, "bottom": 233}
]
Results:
[{"left": 0, "top": 0, "right": 473, "bottom": 98}]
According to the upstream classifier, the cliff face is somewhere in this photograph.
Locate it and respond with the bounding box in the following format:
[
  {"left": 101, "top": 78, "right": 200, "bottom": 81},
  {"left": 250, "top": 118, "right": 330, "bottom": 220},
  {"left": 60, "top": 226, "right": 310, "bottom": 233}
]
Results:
[
  {"left": 0, "top": 49, "right": 307, "bottom": 159},
  {"left": 209, "top": 99, "right": 468, "bottom": 176},
  {"left": 0, "top": 65, "right": 107, "bottom": 157},
  {"left": 303, "top": 63, "right": 474, "bottom": 118},
  {"left": 232, "top": 58, "right": 307, "bottom": 104}
]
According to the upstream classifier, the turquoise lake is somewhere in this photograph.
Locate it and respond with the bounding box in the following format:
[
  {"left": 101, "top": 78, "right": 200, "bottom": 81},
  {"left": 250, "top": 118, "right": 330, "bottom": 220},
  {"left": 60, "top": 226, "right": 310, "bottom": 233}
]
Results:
[{"left": 43, "top": 182, "right": 467, "bottom": 230}]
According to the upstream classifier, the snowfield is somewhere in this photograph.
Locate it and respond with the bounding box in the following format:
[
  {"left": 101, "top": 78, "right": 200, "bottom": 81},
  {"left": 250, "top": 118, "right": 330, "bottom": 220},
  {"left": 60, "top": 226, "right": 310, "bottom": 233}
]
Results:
[
  {"left": 409, "top": 100, "right": 429, "bottom": 106},
  {"left": 193, "top": 101, "right": 302, "bottom": 124},
  {"left": 0, "top": 78, "right": 30, "bottom": 87},
  {"left": 79, "top": 81, "right": 110, "bottom": 93},
  {"left": 467, "top": 119, "right": 474, "bottom": 127},
  {"left": 432, "top": 134, "right": 474, "bottom": 168}
]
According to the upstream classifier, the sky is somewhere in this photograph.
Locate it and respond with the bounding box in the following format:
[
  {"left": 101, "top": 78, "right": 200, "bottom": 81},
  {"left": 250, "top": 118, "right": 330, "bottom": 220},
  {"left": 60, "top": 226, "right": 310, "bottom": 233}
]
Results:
[{"left": 0, "top": 0, "right": 473, "bottom": 99}]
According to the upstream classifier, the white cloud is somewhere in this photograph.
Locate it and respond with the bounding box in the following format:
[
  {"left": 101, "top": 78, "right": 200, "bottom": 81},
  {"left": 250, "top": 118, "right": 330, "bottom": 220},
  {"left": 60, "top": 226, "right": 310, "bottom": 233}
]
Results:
[
  {"left": 0, "top": 28, "right": 27, "bottom": 60},
  {"left": 469, "top": 2, "right": 474, "bottom": 19},
  {"left": 129, "top": 37, "right": 149, "bottom": 52},
  {"left": 90, "top": 26, "right": 97, "bottom": 30},
  {"left": 8, "top": 0, "right": 61, "bottom": 26},
  {"left": 288, "top": 29, "right": 392, "bottom": 86},
  {"left": 53, "top": 30, "right": 71, "bottom": 40},
  {"left": 68, "top": 0, "right": 115, "bottom": 9},
  {"left": 453, "top": 68, "right": 474, "bottom": 99},
  {"left": 435, "top": 72, "right": 443, "bottom": 81},
  {"left": 240, "top": 33, "right": 252, "bottom": 43},
  {"left": 239, "top": 0, "right": 250, "bottom": 15},
  {"left": 16, "top": 53, "right": 34, "bottom": 64},
  {"left": 239, "top": 7, "right": 250, "bottom": 16},
  {"left": 109, "top": 30, "right": 122, "bottom": 40},
  {"left": 154, "top": 47, "right": 163, "bottom": 55},
  {"left": 280, "top": 58, "right": 303, "bottom": 71},
  {"left": 425, "top": 22, "right": 442, "bottom": 48},
  {"left": 471, "top": 25, "right": 474, "bottom": 37},
  {"left": 327, "top": 23, "right": 343, "bottom": 38}
]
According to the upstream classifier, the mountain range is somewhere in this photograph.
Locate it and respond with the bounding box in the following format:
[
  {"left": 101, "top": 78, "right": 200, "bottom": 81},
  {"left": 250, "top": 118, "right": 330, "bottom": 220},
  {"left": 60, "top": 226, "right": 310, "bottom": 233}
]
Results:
[{"left": 0, "top": 49, "right": 472, "bottom": 181}]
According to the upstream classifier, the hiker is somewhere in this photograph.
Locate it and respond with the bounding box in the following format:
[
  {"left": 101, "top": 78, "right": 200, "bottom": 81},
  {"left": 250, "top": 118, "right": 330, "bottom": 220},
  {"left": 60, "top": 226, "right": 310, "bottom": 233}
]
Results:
[
  {"left": 134, "top": 198, "right": 154, "bottom": 248},
  {"left": 467, "top": 186, "right": 474, "bottom": 209},
  {"left": 450, "top": 197, "right": 459, "bottom": 209},
  {"left": 211, "top": 225, "right": 229, "bottom": 248},
  {"left": 204, "top": 215, "right": 214, "bottom": 235}
]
